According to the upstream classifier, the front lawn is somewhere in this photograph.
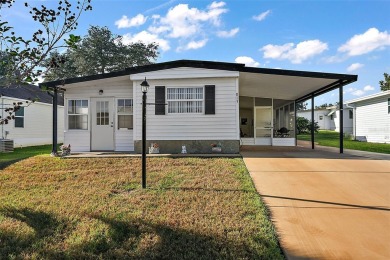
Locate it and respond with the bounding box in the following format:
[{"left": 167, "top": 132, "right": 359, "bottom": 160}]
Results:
[
  {"left": 0, "top": 156, "right": 284, "bottom": 259},
  {"left": 0, "top": 144, "right": 55, "bottom": 169},
  {"left": 297, "top": 130, "right": 390, "bottom": 154}
]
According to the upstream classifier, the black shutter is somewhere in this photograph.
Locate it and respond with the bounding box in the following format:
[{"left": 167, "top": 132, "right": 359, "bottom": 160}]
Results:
[
  {"left": 155, "top": 86, "right": 165, "bottom": 115},
  {"left": 205, "top": 85, "right": 215, "bottom": 115}
]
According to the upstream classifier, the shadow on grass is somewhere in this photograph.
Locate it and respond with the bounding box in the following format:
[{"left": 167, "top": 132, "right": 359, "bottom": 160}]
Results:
[{"left": 0, "top": 207, "right": 280, "bottom": 259}]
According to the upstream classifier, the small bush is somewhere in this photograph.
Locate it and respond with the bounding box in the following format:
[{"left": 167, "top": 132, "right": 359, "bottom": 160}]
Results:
[{"left": 296, "top": 116, "right": 319, "bottom": 134}]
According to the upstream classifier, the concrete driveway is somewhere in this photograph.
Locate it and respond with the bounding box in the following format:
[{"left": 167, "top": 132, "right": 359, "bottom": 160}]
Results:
[{"left": 241, "top": 146, "right": 390, "bottom": 260}]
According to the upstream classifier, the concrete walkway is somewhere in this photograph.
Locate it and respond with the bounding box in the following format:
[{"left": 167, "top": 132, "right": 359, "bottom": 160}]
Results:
[{"left": 241, "top": 146, "right": 390, "bottom": 260}]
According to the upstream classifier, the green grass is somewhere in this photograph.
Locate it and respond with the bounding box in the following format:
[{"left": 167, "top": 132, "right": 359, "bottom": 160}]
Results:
[
  {"left": 298, "top": 130, "right": 390, "bottom": 154},
  {"left": 0, "top": 144, "right": 57, "bottom": 169},
  {"left": 0, "top": 155, "right": 284, "bottom": 259}
]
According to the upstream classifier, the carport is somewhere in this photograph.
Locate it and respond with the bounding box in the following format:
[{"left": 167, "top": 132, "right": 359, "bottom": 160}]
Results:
[{"left": 242, "top": 146, "right": 390, "bottom": 259}]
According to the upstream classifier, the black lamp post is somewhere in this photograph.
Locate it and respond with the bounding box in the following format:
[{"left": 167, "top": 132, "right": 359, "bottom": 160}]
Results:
[{"left": 141, "top": 77, "right": 149, "bottom": 188}]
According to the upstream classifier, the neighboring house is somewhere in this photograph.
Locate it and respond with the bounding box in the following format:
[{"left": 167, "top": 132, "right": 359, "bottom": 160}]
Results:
[
  {"left": 41, "top": 60, "right": 357, "bottom": 153},
  {"left": 0, "top": 84, "right": 64, "bottom": 147},
  {"left": 297, "top": 106, "right": 353, "bottom": 134},
  {"left": 345, "top": 91, "right": 390, "bottom": 143}
]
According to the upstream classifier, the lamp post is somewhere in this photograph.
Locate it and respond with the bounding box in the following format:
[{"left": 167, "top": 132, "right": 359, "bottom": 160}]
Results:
[{"left": 141, "top": 77, "right": 149, "bottom": 188}]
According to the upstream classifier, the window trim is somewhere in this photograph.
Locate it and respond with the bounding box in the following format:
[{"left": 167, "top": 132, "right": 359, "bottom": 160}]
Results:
[
  {"left": 14, "top": 106, "right": 24, "bottom": 128},
  {"left": 116, "top": 98, "right": 133, "bottom": 130},
  {"left": 166, "top": 86, "right": 205, "bottom": 114},
  {"left": 67, "top": 99, "right": 89, "bottom": 130}
]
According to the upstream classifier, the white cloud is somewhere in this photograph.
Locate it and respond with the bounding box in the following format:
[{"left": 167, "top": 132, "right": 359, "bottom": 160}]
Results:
[
  {"left": 261, "top": 40, "right": 328, "bottom": 64},
  {"left": 122, "top": 31, "right": 170, "bottom": 51},
  {"left": 338, "top": 28, "right": 390, "bottom": 56},
  {"left": 177, "top": 39, "right": 208, "bottom": 51},
  {"left": 216, "top": 27, "right": 239, "bottom": 38},
  {"left": 347, "top": 63, "right": 364, "bottom": 72},
  {"left": 115, "top": 14, "right": 147, "bottom": 28},
  {"left": 209, "top": 1, "right": 226, "bottom": 9},
  {"left": 235, "top": 56, "right": 260, "bottom": 67},
  {"left": 253, "top": 10, "right": 271, "bottom": 21},
  {"left": 351, "top": 89, "right": 365, "bottom": 96},
  {"left": 363, "top": 85, "right": 375, "bottom": 91},
  {"left": 155, "top": 2, "right": 228, "bottom": 39},
  {"left": 344, "top": 85, "right": 374, "bottom": 97}
]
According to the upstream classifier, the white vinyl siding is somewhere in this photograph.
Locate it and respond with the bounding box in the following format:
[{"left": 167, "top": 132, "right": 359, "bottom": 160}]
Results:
[
  {"left": 133, "top": 76, "right": 239, "bottom": 141},
  {"left": 63, "top": 76, "right": 134, "bottom": 151},
  {"left": 167, "top": 87, "right": 203, "bottom": 114},
  {"left": 354, "top": 95, "right": 390, "bottom": 143},
  {"left": 1, "top": 97, "right": 64, "bottom": 147}
]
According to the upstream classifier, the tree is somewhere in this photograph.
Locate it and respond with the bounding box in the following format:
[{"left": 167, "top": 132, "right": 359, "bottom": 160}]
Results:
[
  {"left": 0, "top": 0, "right": 92, "bottom": 85},
  {"left": 43, "top": 26, "right": 159, "bottom": 81},
  {"left": 296, "top": 102, "right": 308, "bottom": 111},
  {"left": 296, "top": 116, "right": 319, "bottom": 134},
  {"left": 315, "top": 103, "right": 333, "bottom": 109},
  {"left": 379, "top": 73, "right": 390, "bottom": 91}
]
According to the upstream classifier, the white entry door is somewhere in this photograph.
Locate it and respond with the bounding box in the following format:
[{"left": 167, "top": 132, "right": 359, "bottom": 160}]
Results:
[
  {"left": 91, "top": 98, "right": 114, "bottom": 151},
  {"left": 254, "top": 106, "right": 273, "bottom": 145}
]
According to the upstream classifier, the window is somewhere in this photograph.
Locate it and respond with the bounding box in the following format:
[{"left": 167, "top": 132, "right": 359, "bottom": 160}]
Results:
[
  {"left": 68, "top": 100, "right": 88, "bottom": 130},
  {"left": 349, "top": 110, "right": 353, "bottom": 119},
  {"left": 319, "top": 115, "right": 323, "bottom": 120},
  {"left": 96, "top": 101, "right": 109, "bottom": 125},
  {"left": 330, "top": 115, "right": 334, "bottom": 120},
  {"left": 14, "top": 107, "right": 24, "bottom": 128},
  {"left": 388, "top": 98, "right": 390, "bottom": 114},
  {"left": 167, "top": 87, "right": 203, "bottom": 114},
  {"left": 117, "top": 99, "right": 133, "bottom": 129}
]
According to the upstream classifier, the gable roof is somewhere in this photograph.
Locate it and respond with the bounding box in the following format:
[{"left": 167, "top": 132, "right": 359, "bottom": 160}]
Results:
[
  {"left": 345, "top": 90, "right": 390, "bottom": 104},
  {"left": 0, "top": 84, "right": 64, "bottom": 106}
]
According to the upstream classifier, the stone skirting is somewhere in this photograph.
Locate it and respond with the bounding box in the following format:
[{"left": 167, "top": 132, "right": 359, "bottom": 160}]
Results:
[{"left": 134, "top": 140, "right": 240, "bottom": 154}]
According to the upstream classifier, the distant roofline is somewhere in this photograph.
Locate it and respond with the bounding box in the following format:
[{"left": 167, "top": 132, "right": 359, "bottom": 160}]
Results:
[
  {"left": 345, "top": 90, "right": 390, "bottom": 104},
  {"left": 40, "top": 59, "right": 358, "bottom": 88}
]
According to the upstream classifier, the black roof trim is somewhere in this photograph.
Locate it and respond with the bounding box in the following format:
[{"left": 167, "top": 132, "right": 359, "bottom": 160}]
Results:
[{"left": 40, "top": 59, "right": 357, "bottom": 88}]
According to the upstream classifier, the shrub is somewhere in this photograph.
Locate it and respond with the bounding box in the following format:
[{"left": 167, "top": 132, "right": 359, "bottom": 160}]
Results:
[{"left": 297, "top": 116, "right": 319, "bottom": 134}]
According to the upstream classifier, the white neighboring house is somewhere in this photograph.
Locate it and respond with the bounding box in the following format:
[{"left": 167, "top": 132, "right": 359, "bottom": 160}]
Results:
[
  {"left": 0, "top": 84, "right": 64, "bottom": 147},
  {"left": 297, "top": 106, "right": 353, "bottom": 134},
  {"left": 41, "top": 60, "right": 357, "bottom": 153},
  {"left": 345, "top": 91, "right": 390, "bottom": 143}
]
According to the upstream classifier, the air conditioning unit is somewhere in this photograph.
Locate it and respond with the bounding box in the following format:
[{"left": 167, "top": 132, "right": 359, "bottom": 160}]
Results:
[{"left": 0, "top": 139, "right": 14, "bottom": 152}]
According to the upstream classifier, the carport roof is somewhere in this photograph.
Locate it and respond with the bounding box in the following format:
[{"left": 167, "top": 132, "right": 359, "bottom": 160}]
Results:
[{"left": 40, "top": 59, "right": 357, "bottom": 101}]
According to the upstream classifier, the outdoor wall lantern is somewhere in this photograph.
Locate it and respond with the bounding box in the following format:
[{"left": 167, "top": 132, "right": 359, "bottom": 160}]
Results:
[
  {"left": 141, "top": 77, "right": 149, "bottom": 188},
  {"left": 99, "top": 89, "right": 103, "bottom": 95}
]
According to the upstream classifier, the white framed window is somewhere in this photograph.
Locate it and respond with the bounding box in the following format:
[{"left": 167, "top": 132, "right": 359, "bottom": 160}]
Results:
[
  {"left": 117, "top": 99, "right": 133, "bottom": 129},
  {"left": 14, "top": 107, "right": 24, "bottom": 128},
  {"left": 68, "top": 99, "right": 88, "bottom": 130},
  {"left": 167, "top": 87, "right": 203, "bottom": 114}
]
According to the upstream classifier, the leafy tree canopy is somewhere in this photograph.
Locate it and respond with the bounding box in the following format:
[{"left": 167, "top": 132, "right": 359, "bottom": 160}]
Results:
[
  {"left": 379, "top": 73, "right": 390, "bottom": 91},
  {"left": 43, "top": 26, "right": 159, "bottom": 81},
  {"left": 0, "top": 0, "right": 92, "bottom": 85}
]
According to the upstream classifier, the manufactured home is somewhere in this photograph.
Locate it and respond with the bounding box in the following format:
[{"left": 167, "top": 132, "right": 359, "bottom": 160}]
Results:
[
  {"left": 41, "top": 60, "right": 357, "bottom": 153},
  {"left": 0, "top": 84, "right": 64, "bottom": 147},
  {"left": 297, "top": 106, "right": 353, "bottom": 133},
  {"left": 345, "top": 91, "right": 390, "bottom": 143}
]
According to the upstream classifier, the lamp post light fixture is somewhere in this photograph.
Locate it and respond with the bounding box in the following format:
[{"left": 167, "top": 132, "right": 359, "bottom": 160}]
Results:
[{"left": 141, "top": 77, "right": 149, "bottom": 188}]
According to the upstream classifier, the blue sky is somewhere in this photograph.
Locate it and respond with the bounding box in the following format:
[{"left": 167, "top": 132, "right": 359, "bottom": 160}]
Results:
[{"left": 3, "top": 0, "right": 390, "bottom": 104}]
